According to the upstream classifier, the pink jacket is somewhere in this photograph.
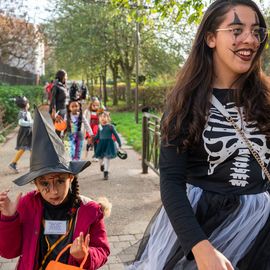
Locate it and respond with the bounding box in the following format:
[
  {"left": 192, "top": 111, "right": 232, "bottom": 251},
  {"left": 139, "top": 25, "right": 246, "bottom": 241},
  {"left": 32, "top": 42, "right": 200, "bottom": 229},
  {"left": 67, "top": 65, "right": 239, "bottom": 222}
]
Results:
[{"left": 0, "top": 191, "right": 110, "bottom": 270}]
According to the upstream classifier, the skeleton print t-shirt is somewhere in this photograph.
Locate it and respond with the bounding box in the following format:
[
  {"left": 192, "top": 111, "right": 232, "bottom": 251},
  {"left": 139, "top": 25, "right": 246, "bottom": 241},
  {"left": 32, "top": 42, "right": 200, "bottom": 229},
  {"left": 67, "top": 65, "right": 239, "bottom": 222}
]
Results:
[{"left": 186, "top": 88, "right": 270, "bottom": 195}]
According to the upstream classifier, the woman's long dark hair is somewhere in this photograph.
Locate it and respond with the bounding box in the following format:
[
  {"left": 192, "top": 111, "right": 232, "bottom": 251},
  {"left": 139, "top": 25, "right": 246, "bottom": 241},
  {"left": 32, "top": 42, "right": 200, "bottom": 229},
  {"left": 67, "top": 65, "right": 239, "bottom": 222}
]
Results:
[
  {"left": 162, "top": 0, "right": 270, "bottom": 149},
  {"left": 55, "top": 69, "right": 67, "bottom": 84},
  {"left": 66, "top": 100, "right": 83, "bottom": 133}
]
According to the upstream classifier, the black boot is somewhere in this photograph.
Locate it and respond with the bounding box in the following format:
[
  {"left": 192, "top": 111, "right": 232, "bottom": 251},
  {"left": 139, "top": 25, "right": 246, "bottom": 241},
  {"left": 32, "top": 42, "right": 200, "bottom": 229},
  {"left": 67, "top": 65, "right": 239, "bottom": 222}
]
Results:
[{"left": 104, "top": 171, "right": 109, "bottom": 180}]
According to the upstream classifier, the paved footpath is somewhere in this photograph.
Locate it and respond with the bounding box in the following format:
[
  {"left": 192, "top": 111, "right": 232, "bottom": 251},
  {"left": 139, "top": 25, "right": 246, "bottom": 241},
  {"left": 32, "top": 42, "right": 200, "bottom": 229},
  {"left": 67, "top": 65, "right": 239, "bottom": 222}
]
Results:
[{"left": 0, "top": 111, "right": 160, "bottom": 270}]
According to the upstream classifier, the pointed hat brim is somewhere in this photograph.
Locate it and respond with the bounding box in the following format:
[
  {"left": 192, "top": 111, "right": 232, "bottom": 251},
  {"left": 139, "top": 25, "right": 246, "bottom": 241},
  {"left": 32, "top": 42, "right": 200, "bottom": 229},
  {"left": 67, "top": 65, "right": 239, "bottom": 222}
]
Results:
[
  {"left": 13, "top": 160, "right": 91, "bottom": 186},
  {"left": 13, "top": 106, "right": 91, "bottom": 186}
]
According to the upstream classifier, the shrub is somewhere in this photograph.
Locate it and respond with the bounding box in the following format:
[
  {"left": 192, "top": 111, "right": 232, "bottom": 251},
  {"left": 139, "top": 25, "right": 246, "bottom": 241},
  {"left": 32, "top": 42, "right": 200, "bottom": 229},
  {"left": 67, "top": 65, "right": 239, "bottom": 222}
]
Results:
[{"left": 0, "top": 85, "right": 43, "bottom": 126}]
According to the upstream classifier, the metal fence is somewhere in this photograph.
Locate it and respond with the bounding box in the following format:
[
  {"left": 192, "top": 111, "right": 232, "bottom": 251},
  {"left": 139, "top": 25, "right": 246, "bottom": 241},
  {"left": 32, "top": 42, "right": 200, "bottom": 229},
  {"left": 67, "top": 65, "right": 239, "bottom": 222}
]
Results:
[
  {"left": 142, "top": 112, "right": 161, "bottom": 175},
  {"left": 0, "top": 62, "right": 36, "bottom": 85}
]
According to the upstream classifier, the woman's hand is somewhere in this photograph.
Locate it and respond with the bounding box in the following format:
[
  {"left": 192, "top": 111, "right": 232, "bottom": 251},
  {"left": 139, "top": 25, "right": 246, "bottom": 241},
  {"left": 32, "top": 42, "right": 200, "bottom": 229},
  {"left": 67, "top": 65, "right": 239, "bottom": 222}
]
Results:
[
  {"left": 70, "top": 232, "right": 90, "bottom": 261},
  {"left": 51, "top": 109, "right": 56, "bottom": 120},
  {"left": 0, "top": 190, "right": 22, "bottom": 217},
  {"left": 192, "top": 240, "right": 234, "bottom": 270}
]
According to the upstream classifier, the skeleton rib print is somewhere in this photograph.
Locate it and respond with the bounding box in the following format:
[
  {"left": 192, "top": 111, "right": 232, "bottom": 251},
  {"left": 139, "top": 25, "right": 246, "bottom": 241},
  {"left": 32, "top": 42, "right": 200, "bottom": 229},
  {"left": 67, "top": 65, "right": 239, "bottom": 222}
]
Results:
[{"left": 202, "top": 101, "right": 270, "bottom": 187}]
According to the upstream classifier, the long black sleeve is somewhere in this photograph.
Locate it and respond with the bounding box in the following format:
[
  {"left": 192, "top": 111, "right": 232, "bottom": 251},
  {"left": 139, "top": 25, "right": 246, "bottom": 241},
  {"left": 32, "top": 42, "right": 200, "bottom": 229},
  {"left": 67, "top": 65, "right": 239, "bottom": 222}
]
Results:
[
  {"left": 50, "top": 82, "right": 67, "bottom": 112},
  {"left": 159, "top": 143, "right": 207, "bottom": 258}
]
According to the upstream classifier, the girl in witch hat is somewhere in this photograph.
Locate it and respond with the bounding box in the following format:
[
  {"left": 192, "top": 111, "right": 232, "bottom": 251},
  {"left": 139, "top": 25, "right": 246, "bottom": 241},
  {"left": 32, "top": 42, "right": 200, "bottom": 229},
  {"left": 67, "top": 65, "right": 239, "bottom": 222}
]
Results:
[
  {"left": 0, "top": 107, "right": 111, "bottom": 270},
  {"left": 9, "top": 96, "right": 33, "bottom": 173}
]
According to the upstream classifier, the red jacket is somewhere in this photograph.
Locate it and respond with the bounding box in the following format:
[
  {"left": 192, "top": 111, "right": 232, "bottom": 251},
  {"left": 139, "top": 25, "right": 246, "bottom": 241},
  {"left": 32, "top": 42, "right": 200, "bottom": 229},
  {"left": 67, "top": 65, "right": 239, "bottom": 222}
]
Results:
[{"left": 0, "top": 191, "right": 110, "bottom": 270}]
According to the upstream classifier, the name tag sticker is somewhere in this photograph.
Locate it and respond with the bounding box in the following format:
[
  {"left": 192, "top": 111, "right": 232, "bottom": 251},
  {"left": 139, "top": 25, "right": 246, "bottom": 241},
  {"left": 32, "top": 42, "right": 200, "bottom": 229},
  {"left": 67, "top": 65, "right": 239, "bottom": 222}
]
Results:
[{"left": 44, "top": 220, "right": 67, "bottom": 235}]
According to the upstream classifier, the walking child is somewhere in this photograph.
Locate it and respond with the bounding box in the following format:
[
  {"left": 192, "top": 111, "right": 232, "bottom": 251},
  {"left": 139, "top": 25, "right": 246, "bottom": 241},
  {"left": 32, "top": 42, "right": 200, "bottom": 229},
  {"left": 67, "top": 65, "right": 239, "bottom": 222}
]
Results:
[
  {"left": 0, "top": 107, "right": 110, "bottom": 270},
  {"left": 94, "top": 111, "right": 122, "bottom": 180},
  {"left": 9, "top": 96, "right": 33, "bottom": 173},
  {"left": 84, "top": 97, "right": 101, "bottom": 160},
  {"left": 65, "top": 99, "right": 93, "bottom": 161}
]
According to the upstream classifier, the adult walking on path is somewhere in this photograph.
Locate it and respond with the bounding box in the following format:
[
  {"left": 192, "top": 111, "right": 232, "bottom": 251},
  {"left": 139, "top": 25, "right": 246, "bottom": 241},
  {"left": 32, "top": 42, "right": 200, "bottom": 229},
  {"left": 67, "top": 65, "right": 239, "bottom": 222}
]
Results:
[
  {"left": 0, "top": 107, "right": 160, "bottom": 270},
  {"left": 80, "top": 80, "right": 88, "bottom": 102},
  {"left": 49, "top": 69, "right": 68, "bottom": 137}
]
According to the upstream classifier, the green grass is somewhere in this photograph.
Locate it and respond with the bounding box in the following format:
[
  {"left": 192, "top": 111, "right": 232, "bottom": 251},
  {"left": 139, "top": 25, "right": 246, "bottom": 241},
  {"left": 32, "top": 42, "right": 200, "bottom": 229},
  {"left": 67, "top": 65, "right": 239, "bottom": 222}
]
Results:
[{"left": 110, "top": 112, "right": 142, "bottom": 153}]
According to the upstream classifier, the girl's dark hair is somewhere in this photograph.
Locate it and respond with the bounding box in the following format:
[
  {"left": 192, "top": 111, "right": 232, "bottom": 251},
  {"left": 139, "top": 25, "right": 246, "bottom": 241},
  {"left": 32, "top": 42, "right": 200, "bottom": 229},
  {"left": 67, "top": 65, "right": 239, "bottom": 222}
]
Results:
[
  {"left": 55, "top": 69, "right": 67, "bottom": 84},
  {"left": 71, "top": 176, "right": 80, "bottom": 203},
  {"left": 69, "top": 176, "right": 81, "bottom": 218},
  {"left": 66, "top": 100, "right": 83, "bottom": 133},
  {"left": 15, "top": 96, "right": 29, "bottom": 109},
  {"left": 162, "top": 0, "right": 270, "bottom": 149}
]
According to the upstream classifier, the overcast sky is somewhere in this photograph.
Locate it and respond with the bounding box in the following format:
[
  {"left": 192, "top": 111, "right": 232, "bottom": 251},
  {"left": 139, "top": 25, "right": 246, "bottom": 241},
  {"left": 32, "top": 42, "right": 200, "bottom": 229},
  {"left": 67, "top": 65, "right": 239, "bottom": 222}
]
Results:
[{"left": 22, "top": 0, "right": 53, "bottom": 24}]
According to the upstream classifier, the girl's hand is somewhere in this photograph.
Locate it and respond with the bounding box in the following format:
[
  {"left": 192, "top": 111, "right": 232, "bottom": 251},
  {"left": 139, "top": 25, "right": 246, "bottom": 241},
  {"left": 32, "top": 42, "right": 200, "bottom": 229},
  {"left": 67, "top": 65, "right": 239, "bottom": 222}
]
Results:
[
  {"left": 192, "top": 240, "right": 234, "bottom": 270},
  {"left": 70, "top": 232, "right": 90, "bottom": 261},
  {"left": 87, "top": 137, "right": 92, "bottom": 145},
  {"left": 55, "top": 115, "right": 63, "bottom": 122},
  {"left": 0, "top": 190, "right": 22, "bottom": 217}
]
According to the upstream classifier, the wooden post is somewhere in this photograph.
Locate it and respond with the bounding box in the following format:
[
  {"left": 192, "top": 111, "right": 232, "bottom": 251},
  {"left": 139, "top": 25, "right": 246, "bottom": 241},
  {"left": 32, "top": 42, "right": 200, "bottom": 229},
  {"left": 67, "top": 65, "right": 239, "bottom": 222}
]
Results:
[{"left": 142, "top": 113, "right": 148, "bottom": 173}]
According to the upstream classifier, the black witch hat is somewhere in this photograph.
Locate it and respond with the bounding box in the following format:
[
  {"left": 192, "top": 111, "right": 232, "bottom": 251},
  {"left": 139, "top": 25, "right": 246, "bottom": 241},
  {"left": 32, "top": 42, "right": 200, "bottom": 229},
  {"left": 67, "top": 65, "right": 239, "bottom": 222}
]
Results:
[{"left": 13, "top": 107, "right": 91, "bottom": 186}]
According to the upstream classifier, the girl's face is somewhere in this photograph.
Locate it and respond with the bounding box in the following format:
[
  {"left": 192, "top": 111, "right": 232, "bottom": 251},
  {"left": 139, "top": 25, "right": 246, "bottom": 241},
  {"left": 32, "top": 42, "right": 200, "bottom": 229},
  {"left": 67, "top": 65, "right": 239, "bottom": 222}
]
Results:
[
  {"left": 99, "top": 113, "right": 109, "bottom": 125},
  {"left": 207, "top": 5, "right": 262, "bottom": 85},
  {"left": 69, "top": 101, "right": 80, "bottom": 114},
  {"left": 91, "top": 101, "right": 100, "bottom": 112},
  {"left": 35, "top": 173, "right": 74, "bottom": 205}
]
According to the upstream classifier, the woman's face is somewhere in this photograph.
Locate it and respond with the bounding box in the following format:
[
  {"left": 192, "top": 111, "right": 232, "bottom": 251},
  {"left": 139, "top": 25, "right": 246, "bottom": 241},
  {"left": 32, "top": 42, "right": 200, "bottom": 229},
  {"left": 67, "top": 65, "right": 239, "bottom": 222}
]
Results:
[
  {"left": 69, "top": 101, "right": 80, "bottom": 114},
  {"left": 35, "top": 173, "right": 74, "bottom": 205},
  {"left": 207, "top": 5, "right": 262, "bottom": 84},
  {"left": 63, "top": 73, "right": 68, "bottom": 84}
]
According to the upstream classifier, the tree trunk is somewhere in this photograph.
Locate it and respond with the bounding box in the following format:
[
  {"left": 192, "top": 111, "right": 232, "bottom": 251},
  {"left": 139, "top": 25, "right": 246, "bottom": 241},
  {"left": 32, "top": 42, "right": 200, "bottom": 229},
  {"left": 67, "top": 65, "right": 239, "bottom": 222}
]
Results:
[
  {"left": 86, "top": 74, "right": 90, "bottom": 99},
  {"left": 112, "top": 68, "right": 118, "bottom": 106},
  {"left": 109, "top": 61, "right": 118, "bottom": 106},
  {"left": 90, "top": 78, "right": 94, "bottom": 97},
  {"left": 102, "top": 65, "right": 107, "bottom": 107},
  {"left": 99, "top": 74, "right": 102, "bottom": 100},
  {"left": 125, "top": 71, "right": 131, "bottom": 107}
]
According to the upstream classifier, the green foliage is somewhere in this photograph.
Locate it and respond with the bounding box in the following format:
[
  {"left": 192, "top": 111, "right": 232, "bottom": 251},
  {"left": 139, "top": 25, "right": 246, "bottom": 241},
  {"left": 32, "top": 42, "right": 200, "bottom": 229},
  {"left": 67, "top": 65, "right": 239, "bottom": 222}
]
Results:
[
  {"left": 106, "top": 99, "right": 129, "bottom": 111},
  {"left": 106, "top": 81, "right": 172, "bottom": 112},
  {"left": 111, "top": 0, "right": 205, "bottom": 24},
  {"left": 111, "top": 112, "right": 142, "bottom": 152},
  {"left": 137, "top": 84, "right": 168, "bottom": 112},
  {"left": 0, "top": 85, "right": 43, "bottom": 126}
]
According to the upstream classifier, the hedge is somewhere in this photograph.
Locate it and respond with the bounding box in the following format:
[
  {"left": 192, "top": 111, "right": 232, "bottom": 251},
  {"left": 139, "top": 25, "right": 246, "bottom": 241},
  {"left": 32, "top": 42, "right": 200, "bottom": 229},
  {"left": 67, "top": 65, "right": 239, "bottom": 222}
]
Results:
[{"left": 0, "top": 85, "right": 43, "bottom": 128}]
